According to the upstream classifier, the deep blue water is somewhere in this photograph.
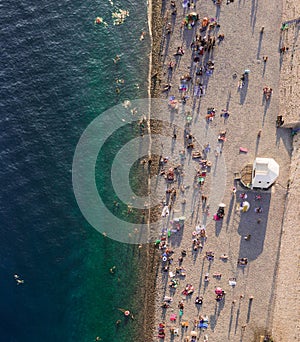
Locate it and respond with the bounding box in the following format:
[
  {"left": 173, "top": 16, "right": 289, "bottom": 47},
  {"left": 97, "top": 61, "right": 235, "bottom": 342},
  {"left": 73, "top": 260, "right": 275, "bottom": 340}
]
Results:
[{"left": 0, "top": 1, "right": 149, "bottom": 341}]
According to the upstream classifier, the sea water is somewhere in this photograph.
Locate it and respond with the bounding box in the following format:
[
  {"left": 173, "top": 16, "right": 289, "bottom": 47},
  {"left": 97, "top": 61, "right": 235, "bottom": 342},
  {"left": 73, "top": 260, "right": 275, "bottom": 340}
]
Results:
[{"left": 0, "top": 0, "right": 150, "bottom": 341}]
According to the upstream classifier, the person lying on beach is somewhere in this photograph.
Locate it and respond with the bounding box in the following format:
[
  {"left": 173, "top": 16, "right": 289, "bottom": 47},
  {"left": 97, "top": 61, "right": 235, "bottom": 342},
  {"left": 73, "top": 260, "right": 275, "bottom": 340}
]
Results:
[
  {"left": 213, "top": 273, "right": 222, "bottom": 278},
  {"left": 218, "top": 33, "right": 225, "bottom": 41},
  {"left": 182, "top": 284, "right": 194, "bottom": 295},
  {"left": 220, "top": 109, "right": 230, "bottom": 119},
  {"left": 205, "top": 251, "right": 215, "bottom": 261},
  {"left": 238, "top": 258, "right": 248, "bottom": 265},
  {"left": 163, "top": 296, "right": 173, "bottom": 302},
  {"left": 169, "top": 278, "right": 179, "bottom": 288},
  {"left": 220, "top": 254, "right": 229, "bottom": 260},
  {"left": 176, "top": 267, "right": 186, "bottom": 276},
  {"left": 229, "top": 278, "right": 237, "bottom": 286}
]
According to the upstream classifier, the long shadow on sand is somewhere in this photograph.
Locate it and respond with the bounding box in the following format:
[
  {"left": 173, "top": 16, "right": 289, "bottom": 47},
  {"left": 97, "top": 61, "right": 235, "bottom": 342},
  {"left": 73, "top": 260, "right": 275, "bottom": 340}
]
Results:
[
  {"left": 275, "top": 126, "right": 293, "bottom": 156},
  {"left": 236, "top": 189, "right": 271, "bottom": 261},
  {"left": 183, "top": 25, "right": 199, "bottom": 49},
  {"left": 238, "top": 78, "right": 249, "bottom": 105}
]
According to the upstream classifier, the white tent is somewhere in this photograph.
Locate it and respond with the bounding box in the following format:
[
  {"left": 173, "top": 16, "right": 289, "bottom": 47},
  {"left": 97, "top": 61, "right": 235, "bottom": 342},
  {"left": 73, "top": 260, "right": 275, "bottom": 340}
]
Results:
[{"left": 252, "top": 158, "right": 279, "bottom": 189}]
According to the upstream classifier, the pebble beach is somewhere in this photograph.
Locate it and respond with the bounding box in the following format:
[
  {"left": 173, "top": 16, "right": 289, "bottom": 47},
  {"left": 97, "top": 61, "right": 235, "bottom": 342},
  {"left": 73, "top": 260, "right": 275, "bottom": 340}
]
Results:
[{"left": 148, "top": 0, "right": 300, "bottom": 341}]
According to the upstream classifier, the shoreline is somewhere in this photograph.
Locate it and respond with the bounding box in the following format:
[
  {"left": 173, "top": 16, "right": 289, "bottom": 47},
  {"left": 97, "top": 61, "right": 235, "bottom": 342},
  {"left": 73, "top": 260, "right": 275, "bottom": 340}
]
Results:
[
  {"left": 146, "top": 0, "right": 299, "bottom": 341},
  {"left": 135, "top": 0, "right": 164, "bottom": 341}
]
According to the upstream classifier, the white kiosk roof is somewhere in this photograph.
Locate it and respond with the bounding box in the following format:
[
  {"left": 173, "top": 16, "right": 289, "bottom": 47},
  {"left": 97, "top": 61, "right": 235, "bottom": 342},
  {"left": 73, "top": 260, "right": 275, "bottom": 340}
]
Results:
[{"left": 252, "top": 158, "right": 279, "bottom": 189}]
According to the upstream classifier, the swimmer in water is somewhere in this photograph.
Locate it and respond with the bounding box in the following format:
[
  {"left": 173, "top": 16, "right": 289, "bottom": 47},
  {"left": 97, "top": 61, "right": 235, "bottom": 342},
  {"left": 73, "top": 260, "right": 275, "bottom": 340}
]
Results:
[
  {"left": 140, "top": 31, "right": 146, "bottom": 41},
  {"left": 131, "top": 108, "right": 138, "bottom": 115},
  {"left": 113, "top": 55, "right": 121, "bottom": 64},
  {"left": 14, "top": 274, "right": 24, "bottom": 285},
  {"left": 110, "top": 266, "right": 116, "bottom": 274},
  {"left": 95, "top": 17, "right": 108, "bottom": 27},
  {"left": 116, "top": 78, "right": 125, "bottom": 84}
]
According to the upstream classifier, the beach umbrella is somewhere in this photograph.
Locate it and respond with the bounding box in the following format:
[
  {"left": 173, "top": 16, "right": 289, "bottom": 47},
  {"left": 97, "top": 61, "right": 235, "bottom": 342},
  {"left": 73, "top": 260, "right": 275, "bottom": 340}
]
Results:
[
  {"left": 219, "top": 203, "right": 226, "bottom": 207},
  {"left": 190, "top": 331, "right": 197, "bottom": 337},
  {"left": 215, "top": 287, "right": 223, "bottom": 295}
]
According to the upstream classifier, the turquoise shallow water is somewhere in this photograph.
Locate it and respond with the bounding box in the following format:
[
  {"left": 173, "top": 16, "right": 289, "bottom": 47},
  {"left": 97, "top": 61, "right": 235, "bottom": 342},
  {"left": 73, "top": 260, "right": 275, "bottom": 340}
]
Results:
[{"left": 0, "top": 0, "right": 150, "bottom": 341}]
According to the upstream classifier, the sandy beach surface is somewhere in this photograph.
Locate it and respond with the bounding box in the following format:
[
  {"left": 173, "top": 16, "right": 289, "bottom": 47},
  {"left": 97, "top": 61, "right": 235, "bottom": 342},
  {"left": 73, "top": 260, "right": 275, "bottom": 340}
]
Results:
[{"left": 149, "top": 0, "right": 299, "bottom": 341}]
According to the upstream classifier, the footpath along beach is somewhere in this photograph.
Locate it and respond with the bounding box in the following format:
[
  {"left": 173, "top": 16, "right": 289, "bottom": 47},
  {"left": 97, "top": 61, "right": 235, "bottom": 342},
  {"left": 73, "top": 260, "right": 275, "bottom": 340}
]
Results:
[{"left": 148, "top": 0, "right": 300, "bottom": 341}]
